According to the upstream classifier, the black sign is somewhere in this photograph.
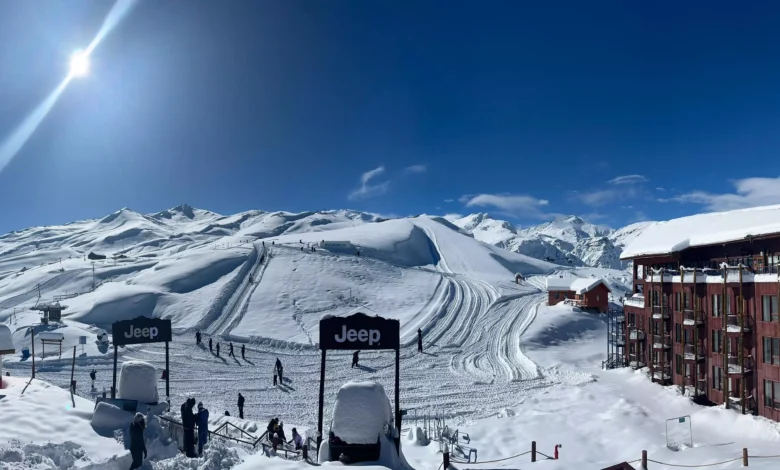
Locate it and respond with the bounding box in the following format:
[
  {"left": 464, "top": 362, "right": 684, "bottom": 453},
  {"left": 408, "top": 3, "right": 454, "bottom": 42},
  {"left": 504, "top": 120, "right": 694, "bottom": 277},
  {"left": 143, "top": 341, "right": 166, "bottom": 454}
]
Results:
[
  {"left": 319, "top": 312, "right": 400, "bottom": 350},
  {"left": 112, "top": 316, "right": 172, "bottom": 346}
]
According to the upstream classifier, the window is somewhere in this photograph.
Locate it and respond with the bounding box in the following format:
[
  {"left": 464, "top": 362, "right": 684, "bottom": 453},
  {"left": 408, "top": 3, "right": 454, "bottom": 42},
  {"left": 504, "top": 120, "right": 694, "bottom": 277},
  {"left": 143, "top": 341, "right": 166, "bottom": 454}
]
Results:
[
  {"left": 764, "top": 337, "right": 780, "bottom": 365},
  {"left": 684, "top": 292, "right": 690, "bottom": 310},
  {"left": 713, "top": 330, "right": 722, "bottom": 353},
  {"left": 555, "top": 292, "right": 559, "bottom": 300},
  {"left": 676, "top": 354, "right": 682, "bottom": 375},
  {"left": 629, "top": 313, "right": 636, "bottom": 326},
  {"left": 712, "top": 294, "right": 722, "bottom": 317},
  {"left": 675, "top": 323, "right": 682, "bottom": 344},
  {"left": 675, "top": 292, "right": 681, "bottom": 311},
  {"left": 713, "top": 366, "right": 723, "bottom": 391},
  {"left": 762, "top": 295, "right": 778, "bottom": 322},
  {"left": 684, "top": 329, "right": 692, "bottom": 345},
  {"left": 765, "top": 380, "right": 780, "bottom": 409}
]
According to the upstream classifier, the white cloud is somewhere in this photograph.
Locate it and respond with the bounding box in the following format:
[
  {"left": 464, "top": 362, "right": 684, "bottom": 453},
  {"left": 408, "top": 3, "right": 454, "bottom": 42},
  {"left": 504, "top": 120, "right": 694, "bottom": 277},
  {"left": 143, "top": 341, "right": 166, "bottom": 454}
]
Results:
[
  {"left": 607, "top": 174, "right": 647, "bottom": 185},
  {"left": 459, "top": 193, "right": 551, "bottom": 218},
  {"left": 655, "top": 187, "right": 665, "bottom": 192},
  {"left": 443, "top": 213, "right": 463, "bottom": 222},
  {"left": 665, "top": 177, "right": 780, "bottom": 212},
  {"left": 403, "top": 164, "right": 427, "bottom": 174},
  {"left": 444, "top": 199, "right": 454, "bottom": 203},
  {"left": 348, "top": 166, "right": 390, "bottom": 200}
]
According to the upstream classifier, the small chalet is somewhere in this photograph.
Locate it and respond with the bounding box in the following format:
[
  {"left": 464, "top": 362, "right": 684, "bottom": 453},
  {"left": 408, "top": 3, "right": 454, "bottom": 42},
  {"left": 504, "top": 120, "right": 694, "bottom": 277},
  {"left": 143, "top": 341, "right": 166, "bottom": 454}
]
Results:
[{"left": 546, "top": 276, "right": 611, "bottom": 313}]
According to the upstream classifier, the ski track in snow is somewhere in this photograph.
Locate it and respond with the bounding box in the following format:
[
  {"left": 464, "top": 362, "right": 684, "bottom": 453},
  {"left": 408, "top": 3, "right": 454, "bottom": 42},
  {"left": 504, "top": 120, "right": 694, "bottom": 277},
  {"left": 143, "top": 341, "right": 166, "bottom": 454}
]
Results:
[{"left": 7, "top": 234, "right": 595, "bottom": 432}]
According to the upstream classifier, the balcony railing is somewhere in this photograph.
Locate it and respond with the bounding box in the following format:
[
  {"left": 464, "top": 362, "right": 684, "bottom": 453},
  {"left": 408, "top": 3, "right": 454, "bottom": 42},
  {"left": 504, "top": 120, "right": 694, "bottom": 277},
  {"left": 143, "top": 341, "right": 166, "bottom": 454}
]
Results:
[
  {"left": 652, "top": 334, "right": 671, "bottom": 349},
  {"left": 651, "top": 305, "right": 670, "bottom": 319},
  {"left": 610, "top": 333, "right": 625, "bottom": 345},
  {"left": 683, "top": 344, "right": 704, "bottom": 361},
  {"left": 683, "top": 309, "right": 704, "bottom": 325},
  {"left": 629, "top": 329, "right": 645, "bottom": 341},
  {"left": 726, "top": 315, "right": 750, "bottom": 333},
  {"left": 727, "top": 356, "right": 753, "bottom": 375}
]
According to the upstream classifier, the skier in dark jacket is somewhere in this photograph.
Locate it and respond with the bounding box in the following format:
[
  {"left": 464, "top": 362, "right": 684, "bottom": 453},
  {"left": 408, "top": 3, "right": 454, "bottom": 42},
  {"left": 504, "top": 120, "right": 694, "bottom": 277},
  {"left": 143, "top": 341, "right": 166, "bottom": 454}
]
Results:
[
  {"left": 90, "top": 368, "right": 97, "bottom": 389},
  {"left": 181, "top": 398, "right": 198, "bottom": 457},
  {"left": 129, "top": 412, "right": 147, "bottom": 470},
  {"left": 195, "top": 330, "right": 201, "bottom": 345},
  {"left": 216, "top": 343, "right": 220, "bottom": 356},
  {"left": 238, "top": 393, "right": 245, "bottom": 419},
  {"left": 209, "top": 338, "right": 213, "bottom": 353},
  {"left": 418, "top": 328, "right": 423, "bottom": 353},
  {"left": 197, "top": 402, "right": 209, "bottom": 456},
  {"left": 267, "top": 417, "right": 279, "bottom": 441},
  {"left": 229, "top": 342, "right": 235, "bottom": 358},
  {"left": 241, "top": 344, "right": 246, "bottom": 360},
  {"left": 275, "top": 358, "right": 283, "bottom": 383},
  {"left": 352, "top": 350, "right": 359, "bottom": 368}
]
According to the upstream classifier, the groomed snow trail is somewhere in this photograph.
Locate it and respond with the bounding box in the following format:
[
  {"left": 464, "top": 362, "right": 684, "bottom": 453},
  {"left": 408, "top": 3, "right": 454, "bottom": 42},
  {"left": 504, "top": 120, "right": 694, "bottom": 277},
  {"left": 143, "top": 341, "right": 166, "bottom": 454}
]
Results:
[{"left": 11, "top": 233, "right": 594, "bottom": 432}]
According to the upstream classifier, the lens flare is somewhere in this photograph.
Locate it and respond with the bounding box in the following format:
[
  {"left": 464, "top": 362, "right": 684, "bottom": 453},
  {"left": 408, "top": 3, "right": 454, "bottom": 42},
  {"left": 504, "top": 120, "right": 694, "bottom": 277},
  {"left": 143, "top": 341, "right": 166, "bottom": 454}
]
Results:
[{"left": 69, "top": 50, "right": 90, "bottom": 78}]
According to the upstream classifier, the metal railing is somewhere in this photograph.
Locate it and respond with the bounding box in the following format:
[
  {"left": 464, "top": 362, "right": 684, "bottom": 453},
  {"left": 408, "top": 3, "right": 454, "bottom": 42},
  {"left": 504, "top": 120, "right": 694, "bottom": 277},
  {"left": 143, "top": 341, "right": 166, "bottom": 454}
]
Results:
[
  {"left": 726, "top": 314, "right": 750, "bottom": 331},
  {"left": 652, "top": 335, "right": 671, "bottom": 349},
  {"left": 683, "top": 344, "right": 704, "bottom": 360},
  {"left": 683, "top": 309, "right": 703, "bottom": 324}
]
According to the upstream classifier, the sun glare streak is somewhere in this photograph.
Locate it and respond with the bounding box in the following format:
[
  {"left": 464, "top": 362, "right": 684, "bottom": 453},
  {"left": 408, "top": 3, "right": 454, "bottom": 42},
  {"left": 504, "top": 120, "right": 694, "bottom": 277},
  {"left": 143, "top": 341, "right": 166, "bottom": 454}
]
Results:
[
  {"left": 0, "top": 0, "right": 138, "bottom": 176},
  {"left": 85, "top": 0, "right": 139, "bottom": 56},
  {"left": 0, "top": 78, "right": 70, "bottom": 174}
]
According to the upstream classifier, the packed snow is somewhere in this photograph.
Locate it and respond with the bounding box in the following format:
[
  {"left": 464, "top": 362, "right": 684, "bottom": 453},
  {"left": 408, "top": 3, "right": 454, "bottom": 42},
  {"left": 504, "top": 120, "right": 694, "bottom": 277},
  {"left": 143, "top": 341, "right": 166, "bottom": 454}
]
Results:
[
  {"left": 621, "top": 203, "right": 780, "bottom": 259},
  {"left": 3, "top": 205, "right": 780, "bottom": 469}
]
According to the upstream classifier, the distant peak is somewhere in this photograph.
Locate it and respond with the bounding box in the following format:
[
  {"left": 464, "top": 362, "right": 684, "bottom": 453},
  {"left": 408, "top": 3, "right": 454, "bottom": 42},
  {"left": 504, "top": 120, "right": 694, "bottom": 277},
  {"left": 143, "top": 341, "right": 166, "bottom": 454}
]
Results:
[{"left": 172, "top": 204, "right": 195, "bottom": 219}]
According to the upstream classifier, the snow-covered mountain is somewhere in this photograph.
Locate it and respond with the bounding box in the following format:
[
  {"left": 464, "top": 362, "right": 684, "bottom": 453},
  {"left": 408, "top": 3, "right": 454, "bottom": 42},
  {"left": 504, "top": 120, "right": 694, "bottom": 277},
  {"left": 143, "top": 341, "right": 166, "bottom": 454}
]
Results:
[{"left": 449, "top": 213, "right": 654, "bottom": 269}]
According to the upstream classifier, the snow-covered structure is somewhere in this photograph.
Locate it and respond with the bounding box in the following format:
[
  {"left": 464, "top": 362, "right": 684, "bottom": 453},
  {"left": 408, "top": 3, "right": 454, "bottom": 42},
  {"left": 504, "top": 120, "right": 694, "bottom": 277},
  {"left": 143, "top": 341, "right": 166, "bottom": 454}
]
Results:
[
  {"left": 0, "top": 324, "right": 14, "bottom": 385},
  {"left": 546, "top": 276, "right": 611, "bottom": 312},
  {"left": 117, "top": 360, "right": 159, "bottom": 404}
]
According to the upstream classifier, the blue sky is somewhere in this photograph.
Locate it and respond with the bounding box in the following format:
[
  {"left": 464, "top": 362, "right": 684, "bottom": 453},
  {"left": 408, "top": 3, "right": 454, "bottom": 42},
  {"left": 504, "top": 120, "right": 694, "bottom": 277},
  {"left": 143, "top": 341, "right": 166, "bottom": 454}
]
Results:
[{"left": 1, "top": 1, "right": 780, "bottom": 235}]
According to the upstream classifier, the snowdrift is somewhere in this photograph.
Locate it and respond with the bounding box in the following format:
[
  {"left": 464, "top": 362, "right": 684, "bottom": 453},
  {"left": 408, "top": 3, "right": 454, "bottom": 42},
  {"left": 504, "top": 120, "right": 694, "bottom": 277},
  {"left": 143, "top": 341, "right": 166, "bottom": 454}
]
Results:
[{"left": 117, "top": 360, "right": 159, "bottom": 403}]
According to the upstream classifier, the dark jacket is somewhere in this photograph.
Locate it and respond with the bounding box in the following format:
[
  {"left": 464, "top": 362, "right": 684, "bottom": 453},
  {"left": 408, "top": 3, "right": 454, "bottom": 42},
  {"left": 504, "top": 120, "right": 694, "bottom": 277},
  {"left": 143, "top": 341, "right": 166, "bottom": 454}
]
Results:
[
  {"left": 181, "top": 401, "right": 196, "bottom": 430},
  {"left": 129, "top": 419, "right": 146, "bottom": 452},
  {"left": 238, "top": 394, "right": 245, "bottom": 407}
]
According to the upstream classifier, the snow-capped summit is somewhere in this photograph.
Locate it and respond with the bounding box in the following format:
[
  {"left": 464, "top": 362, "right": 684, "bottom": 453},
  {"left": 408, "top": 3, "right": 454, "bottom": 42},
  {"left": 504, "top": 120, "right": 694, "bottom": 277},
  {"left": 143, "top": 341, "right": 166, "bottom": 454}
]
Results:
[{"left": 451, "top": 213, "right": 653, "bottom": 269}]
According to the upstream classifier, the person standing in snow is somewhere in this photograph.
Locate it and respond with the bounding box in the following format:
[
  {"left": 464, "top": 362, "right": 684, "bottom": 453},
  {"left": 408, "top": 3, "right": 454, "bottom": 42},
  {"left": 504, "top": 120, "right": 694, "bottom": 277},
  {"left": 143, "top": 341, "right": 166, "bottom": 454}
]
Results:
[
  {"left": 228, "top": 342, "right": 235, "bottom": 358},
  {"left": 291, "top": 428, "right": 303, "bottom": 450},
  {"left": 352, "top": 350, "right": 359, "bottom": 368},
  {"left": 272, "top": 432, "right": 280, "bottom": 452},
  {"left": 241, "top": 344, "right": 246, "bottom": 360},
  {"left": 267, "top": 417, "right": 278, "bottom": 441},
  {"left": 277, "top": 420, "right": 287, "bottom": 442},
  {"left": 216, "top": 343, "right": 220, "bottom": 356},
  {"left": 181, "top": 398, "right": 198, "bottom": 458},
  {"left": 273, "top": 368, "right": 278, "bottom": 386},
  {"left": 195, "top": 330, "right": 201, "bottom": 345},
  {"left": 129, "top": 412, "right": 147, "bottom": 470},
  {"left": 89, "top": 368, "right": 97, "bottom": 389},
  {"left": 276, "top": 358, "right": 284, "bottom": 384},
  {"left": 197, "top": 402, "right": 209, "bottom": 456},
  {"left": 237, "top": 393, "right": 245, "bottom": 419},
  {"left": 418, "top": 328, "right": 423, "bottom": 353},
  {"left": 208, "top": 338, "right": 213, "bottom": 353}
]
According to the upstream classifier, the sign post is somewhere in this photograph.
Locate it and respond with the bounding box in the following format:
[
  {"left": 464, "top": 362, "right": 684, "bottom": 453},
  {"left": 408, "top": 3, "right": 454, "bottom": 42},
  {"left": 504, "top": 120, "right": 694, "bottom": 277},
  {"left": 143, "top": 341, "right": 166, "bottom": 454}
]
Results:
[
  {"left": 111, "top": 316, "right": 172, "bottom": 401},
  {"left": 317, "top": 312, "right": 401, "bottom": 456}
]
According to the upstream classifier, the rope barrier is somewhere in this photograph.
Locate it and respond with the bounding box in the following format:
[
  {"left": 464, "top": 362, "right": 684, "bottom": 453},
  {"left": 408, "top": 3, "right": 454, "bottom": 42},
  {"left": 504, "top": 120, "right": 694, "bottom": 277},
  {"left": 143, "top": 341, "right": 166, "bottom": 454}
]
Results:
[
  {"left": 645, "top": 457, "right": 743, "bottom": 468},
  {"left": 450, "top": 450, "right": 531, "bottom": 464}
]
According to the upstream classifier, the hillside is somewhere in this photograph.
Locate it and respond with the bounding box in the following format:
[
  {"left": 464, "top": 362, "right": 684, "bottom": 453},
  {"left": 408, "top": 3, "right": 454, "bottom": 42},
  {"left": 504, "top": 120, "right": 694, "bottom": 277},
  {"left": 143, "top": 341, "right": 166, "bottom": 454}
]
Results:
[{"left": 449, "top": 213, "right": 653, "bottom": 269}]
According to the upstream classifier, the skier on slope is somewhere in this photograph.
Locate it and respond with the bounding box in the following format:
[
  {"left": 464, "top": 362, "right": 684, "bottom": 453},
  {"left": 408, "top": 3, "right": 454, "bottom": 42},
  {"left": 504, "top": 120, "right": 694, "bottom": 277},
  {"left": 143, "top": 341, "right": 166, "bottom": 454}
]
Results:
[
  {"left": 216, "top": 343, "right": 220, "bottom": 356},
  {"left": 229, "top": 343, "right": 235, "bottom": 358},
  {"left": 238, "top": 392, "right": 245, "bottom": 419},
  {"left": 209, "top": 338, "right": 213, "bottom": 353},
  {"left": 418, "top": 328, "right": 423, "bottom": 353},
  {"left": 241, "top": 344, "right": 246, "bottom": 360},
  {"left": 195, "top": 330, "right": 201, "bottom": 345},
  {"left": 352, "top": 350, "right": 359, "bottom": 368},
  {"left": 89, "top": 368, "right": 97, "bottom": 389}
]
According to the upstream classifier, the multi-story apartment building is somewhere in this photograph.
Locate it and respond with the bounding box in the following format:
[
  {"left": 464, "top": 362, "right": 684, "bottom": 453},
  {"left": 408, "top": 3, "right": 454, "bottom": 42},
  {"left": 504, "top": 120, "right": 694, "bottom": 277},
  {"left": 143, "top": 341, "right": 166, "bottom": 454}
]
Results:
[{"left": 620, "top": 205, "right": 780, "bottom": 419}]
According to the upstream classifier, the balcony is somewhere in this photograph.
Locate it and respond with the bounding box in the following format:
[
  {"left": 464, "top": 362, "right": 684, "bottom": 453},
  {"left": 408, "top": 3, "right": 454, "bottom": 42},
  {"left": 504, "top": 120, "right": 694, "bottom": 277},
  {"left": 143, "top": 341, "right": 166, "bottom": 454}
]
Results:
[
  {"left": 726, "top": 315, "right": 750, "bottom": 334},
  {"left": 652, "top": 364, "right": 672, "bottom": 381},
  {"left": 727, "top": 356, "right": 753, "bottom": 376},
  {"left": 610, "top": 332, "right": 625, "bottom": 346},
  {"left": 651, "top": 305, "right": 670, "bottom": 319},
  {"left": 629, "top": 329, "right": 645, "bottom": 341},
  {"left": 683, "top": 344, "right": 705, "bottom": 362},
  {"left": 652, "top": 334, "right": 671, "bottom": 349},
  {"left": 684, "top": 376, "right": 707, "bottom": 397},
  {"left": 683, "top": 309, "right": 704, "bottom": 326}
]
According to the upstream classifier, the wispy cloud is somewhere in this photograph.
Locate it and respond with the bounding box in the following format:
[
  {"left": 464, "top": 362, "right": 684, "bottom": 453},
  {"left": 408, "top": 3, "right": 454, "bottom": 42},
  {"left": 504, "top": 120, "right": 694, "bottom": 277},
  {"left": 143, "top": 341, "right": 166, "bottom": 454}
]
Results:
[
  {"left": 655, "top": 187, "right": 665, "bottom": 192},
  {"left": 575, "top": 174, "right": 648, "bottom": 207},
  {"left": 662, "top": 176, "right": 780, "bottom": 211},
  {"left": 444, "top": 199, "right": 454, "bottom": 203},
  {"left": 459, "top": 193, "right": 552, "bottom": 219},
  {"left": 443, "top": 213, "right": 463, "bottom": 221},
  {"left": 607, "top": 174, "right": 647, "bottom": 185},
  {"left": 348, "top": 166, "right": 390, "bottom": 200},
  {"left": 403, "top": 164, "right": 427, "bottom": 174}
]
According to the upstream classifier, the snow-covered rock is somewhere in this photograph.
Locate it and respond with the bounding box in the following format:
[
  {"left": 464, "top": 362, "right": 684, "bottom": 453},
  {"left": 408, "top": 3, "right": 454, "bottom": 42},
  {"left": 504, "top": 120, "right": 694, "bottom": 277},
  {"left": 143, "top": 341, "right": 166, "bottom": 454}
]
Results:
[{"left": 330, "top": 380, "right": 394, "bottom": 445}]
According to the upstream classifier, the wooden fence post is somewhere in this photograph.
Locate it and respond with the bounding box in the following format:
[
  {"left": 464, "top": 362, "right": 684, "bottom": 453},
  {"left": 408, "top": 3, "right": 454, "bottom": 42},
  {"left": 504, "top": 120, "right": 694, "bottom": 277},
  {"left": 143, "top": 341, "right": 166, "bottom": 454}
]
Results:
[
  {"left": 641, "top": 450, "right": 647, "bottom": 469},
  {"left": 531, "top": 440, "right": 536, "bottom": 462},
  {"left": 743, "top": 448, "right": 748, "bottom": 466}
]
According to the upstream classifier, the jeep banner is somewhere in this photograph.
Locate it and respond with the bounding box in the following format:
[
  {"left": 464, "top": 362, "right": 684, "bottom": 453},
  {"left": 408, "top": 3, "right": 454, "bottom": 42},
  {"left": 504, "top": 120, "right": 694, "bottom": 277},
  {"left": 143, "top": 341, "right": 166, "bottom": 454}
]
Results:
[
  {"left": 112, "top": 316, "right": 172, "bottom": 346},
  {"left": 319, "top": 312, "right": 400, "bottom": 350}
]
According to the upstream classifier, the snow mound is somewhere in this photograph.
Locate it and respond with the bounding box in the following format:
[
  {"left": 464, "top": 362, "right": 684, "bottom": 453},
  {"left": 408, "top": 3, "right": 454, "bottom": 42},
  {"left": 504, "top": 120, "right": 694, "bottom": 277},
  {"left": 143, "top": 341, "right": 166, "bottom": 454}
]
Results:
[
  {"left": 331, "top": 381, "right": 393, "bottom": 445},
  {"left": 90, "top": 401, "right": 134, "bottom": 436},
  {"left": 117, "top": 360, "right": 159, "bottom": 404}
]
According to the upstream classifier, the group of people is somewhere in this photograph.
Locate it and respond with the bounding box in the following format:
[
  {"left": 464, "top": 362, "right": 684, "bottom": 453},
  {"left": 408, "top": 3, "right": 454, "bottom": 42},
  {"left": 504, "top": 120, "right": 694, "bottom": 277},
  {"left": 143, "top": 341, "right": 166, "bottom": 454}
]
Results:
[
  {"left": 196, "top": 330, "right": 247, "bottom": 360},
  {"left": 179, "top": 397, "right": 210, "bottom": 458},
  {"left": 267, "top": 417, "right": 303, "bottom": 453}
]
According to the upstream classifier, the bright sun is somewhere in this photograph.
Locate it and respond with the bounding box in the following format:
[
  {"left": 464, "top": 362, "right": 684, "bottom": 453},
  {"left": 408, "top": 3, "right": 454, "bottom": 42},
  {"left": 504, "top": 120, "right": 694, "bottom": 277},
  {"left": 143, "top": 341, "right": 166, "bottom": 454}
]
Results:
[{"left": 69, "top": 50, "right": 90, "bottom": 78}]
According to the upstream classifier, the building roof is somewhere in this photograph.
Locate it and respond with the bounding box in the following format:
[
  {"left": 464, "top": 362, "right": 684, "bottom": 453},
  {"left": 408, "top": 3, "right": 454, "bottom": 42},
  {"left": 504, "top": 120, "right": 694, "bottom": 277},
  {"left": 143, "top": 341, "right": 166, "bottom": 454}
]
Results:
[
  {"left": 546, "top": 276, "right": 611, "bottom": 294},
  {"left": 620, "top": 204, "right": 780, "bottom": 260}
]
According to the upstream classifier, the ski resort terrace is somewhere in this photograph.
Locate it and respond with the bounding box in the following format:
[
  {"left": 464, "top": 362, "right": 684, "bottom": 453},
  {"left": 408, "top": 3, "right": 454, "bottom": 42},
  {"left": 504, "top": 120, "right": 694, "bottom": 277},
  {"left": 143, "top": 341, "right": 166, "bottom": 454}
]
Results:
[{"left": 643, "top": 267, "right": 780, "bottom": 284}]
